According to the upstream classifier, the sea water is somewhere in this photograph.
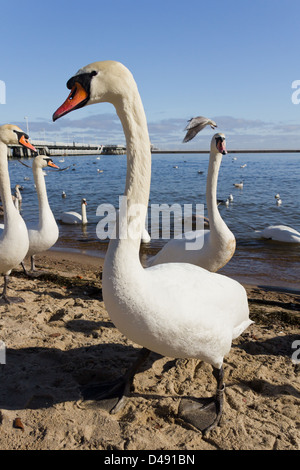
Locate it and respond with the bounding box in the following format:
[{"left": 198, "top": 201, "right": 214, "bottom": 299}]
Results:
[{"left": 8, "top": 151, "right": 300, "bottom": 290}]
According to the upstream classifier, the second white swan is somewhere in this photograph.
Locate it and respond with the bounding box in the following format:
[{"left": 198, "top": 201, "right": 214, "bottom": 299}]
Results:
[
  {"left": 21, "top": 155, "right": 60, "bottom": 275},
  {"left": 149, "top": 132, "right": 236, "bottom": 271}
]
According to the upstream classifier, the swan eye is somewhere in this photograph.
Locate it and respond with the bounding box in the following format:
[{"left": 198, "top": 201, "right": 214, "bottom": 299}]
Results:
[
  {"left": 13, "top": 130, "right": 29, "bottom": 141},
  {"left": 69, "top": 87, "right": 77, "bottom": 100}
]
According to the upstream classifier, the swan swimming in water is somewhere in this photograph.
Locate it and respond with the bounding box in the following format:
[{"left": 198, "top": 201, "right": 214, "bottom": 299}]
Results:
[
  {"left": 0, "top": 125, "right": 36, "bottom": 304},
  {"left": 60, "top": 198, "right": 88, "bottom": 224},
  {"left": 148, "top": 132, "right": 236, "bottom": 271},
  {"left": 257, "top": 225, "right": 300, "bottom": 243},
  {"left": 53, "top": 60, "right": 252, "bottom": 433}
]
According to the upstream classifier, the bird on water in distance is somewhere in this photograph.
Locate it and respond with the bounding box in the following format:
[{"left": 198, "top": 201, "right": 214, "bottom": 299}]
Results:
[
  {"left": 52, "top": 60, "right": 253, "bottom": 434},
  {"left": 0, "top": 125, "right": 36, "bottom": 304},
  {"left": 148, "top": 131, "right": 236, "bottom": 272}
]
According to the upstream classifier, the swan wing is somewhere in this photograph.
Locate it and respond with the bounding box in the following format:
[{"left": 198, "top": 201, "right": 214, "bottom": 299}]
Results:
[
  {"left": 60, "top": 211, "right": 82, "bottom": 224},
  {"left": 103, "top": 262, "right": 252, "bottom": 368}
]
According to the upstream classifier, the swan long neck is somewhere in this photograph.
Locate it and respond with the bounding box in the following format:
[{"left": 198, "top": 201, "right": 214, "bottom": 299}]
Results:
[
  {"left": 0, "top": 141, "right": 19, "bottom": 226},
  {"left": 206, "top": 151, "right": 225, "bottom": 237},
  {"left": 81, "top": 203, "right": 87, "bottom": 224},
  {"left": 33, "top": 164, "right": 52, "bottom": 227},
  {"left": 113, "top": 88, "right": 151, "bottom": 251}
]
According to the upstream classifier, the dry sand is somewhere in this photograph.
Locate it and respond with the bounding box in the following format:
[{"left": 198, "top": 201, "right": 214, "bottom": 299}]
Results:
[{"left": 0, "top": 250, "right": 299, "bottom": 451}]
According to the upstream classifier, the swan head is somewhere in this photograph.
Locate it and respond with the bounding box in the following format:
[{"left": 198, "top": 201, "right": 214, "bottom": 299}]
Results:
[
  {"left": 0, "top": 124, "right": 37, "bottom": 151},
  {"left": 53, "top": 61, "right": 135, "bottom": 121},
  {"left": 32, "top": 155, "right": 59, "bottom": 170},
  {"left": 81, "top": 198, "right": 87, "bottom": 206},
  {"left": 211, "top": 133, "right": 227, "bottom": 155}
]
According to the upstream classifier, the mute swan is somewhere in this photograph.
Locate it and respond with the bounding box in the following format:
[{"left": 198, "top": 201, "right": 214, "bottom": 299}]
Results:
[
  {"left": 14, "top": 184, "right": 23, "bottom": 211},
  {"left": 60, "top": 198, "right": 87, "bottom": 224},
  {"left": 148, "top": 133, "right": 236, "bottom": 272},
  {"left": 258, "top": 225, "right": 300, "bottom": 243},
  {"left": 53, "top": 60, "right": 252, "bottom": 433},
  {"left": 0, "top": 125, "right": 35, "bottom": 304},
  {"left": 183, "top": 116, "right": 217, "bottom": 143},
  {"left": 21, "top": 155, "right": 60, "bottom": 275},
  {"left": 0, "top": 184, "right": 23, "bottom": 214},
  {"left": 233, "top": 182, "right": 243, "bottom": 189}
]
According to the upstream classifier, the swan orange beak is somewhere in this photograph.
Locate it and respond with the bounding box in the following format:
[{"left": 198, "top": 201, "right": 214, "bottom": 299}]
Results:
[
  {"left": 19, "top": 134, "right": 37, "bottom": 152},
  {"left": 52, "top": 82, "right": 88, "bottom": 121},
  {"left": 47, "top": 160, "right": 59, "bottom": 169}
]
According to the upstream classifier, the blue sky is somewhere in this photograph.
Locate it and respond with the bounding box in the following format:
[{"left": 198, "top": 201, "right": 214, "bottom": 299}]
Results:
[{"left": 1, "top": 0, "right": 300, "bottom": 149}]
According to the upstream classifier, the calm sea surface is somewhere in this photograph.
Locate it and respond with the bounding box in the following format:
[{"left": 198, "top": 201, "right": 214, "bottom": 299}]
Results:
[{"left": 8, "top": 151, "right": 300, "bottom": 290}]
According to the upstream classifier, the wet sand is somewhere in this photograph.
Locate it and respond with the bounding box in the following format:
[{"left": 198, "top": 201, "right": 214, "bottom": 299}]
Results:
[{"left": 0, "top": 249, "right": 299, "bottom": 450}]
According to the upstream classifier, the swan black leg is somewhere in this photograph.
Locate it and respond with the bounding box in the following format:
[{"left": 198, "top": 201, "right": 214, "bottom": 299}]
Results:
[
  {"left": 178, "top": 365, "right": 225, "bottom": 434},
  {"left": 81, "top": 347, "right": 151, "bottom": 413},
  {"left": 21, "top": 261, "right": 29, "bottom": 276},
  {"left": 21, "top": 256, "right": 46, "bottom": 278},
  {"left": 0, "top": 275, "right": 25, "bottom": 305}
]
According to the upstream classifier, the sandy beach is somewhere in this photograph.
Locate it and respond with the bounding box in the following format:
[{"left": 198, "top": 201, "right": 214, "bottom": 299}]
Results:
[{"left": 0, "top": 249, "right": 299, "bottom": 451}]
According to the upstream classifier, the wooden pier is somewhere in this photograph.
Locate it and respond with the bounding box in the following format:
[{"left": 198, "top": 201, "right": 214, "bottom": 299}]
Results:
[
  {"left": 7, "top": 141, "right": 300, "bottom": 158},
  {"left": 7, "top": 141, "right": 126, "bottom": 158}
]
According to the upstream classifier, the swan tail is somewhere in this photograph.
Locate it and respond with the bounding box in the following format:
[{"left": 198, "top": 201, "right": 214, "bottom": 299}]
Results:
[{"left": 232, "top": 320, "right": 254, "bottom": 340}]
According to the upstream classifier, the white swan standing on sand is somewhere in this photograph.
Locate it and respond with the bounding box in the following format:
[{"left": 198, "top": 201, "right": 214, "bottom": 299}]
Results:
[
  {"left": 53, "top": 60, "right": 252, "bottom": 433},
  {"left": 149, "top": 132, "right": 236, "bottom": 271},
  {"left": 0, "top": 125, "right": 36, "bottom": 304},
  {"left": 60, "top": 198, "right": 88, "bottom": 224},
  {"left": 21, "top": 155, "right": 60, "bottom": 275}
]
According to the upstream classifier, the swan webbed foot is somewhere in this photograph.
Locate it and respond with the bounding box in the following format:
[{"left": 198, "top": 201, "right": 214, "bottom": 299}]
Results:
[
  {"left": 80, "top": 376, "right": 130, "bottom": 413},
  {"left": 0, "top": 275, "right": 25, "bottom": 305},
  {"left": 80, "top": 347, "right": 151, "bottom": 414},
  {"left": 178, "top": 385, "right": 225, "bottom": 434},
  {"left": 21, "top": 261, "right": 47, "bottom": 278},
  {"left": 0, "top": 294, "right": 25, "bottom": 305},
  {"left": 27, "top": 270, "right": 47, "bottom": 278},
  {"left": 177, "top": 365, "right": 225, "bottom": 435}
]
